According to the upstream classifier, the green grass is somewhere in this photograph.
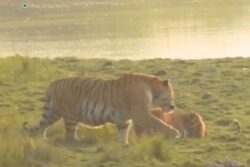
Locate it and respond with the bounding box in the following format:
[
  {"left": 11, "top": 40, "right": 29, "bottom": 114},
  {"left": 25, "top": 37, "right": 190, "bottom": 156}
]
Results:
[{"left": 0, "top": 56, "right": 250, "bottom": 167}]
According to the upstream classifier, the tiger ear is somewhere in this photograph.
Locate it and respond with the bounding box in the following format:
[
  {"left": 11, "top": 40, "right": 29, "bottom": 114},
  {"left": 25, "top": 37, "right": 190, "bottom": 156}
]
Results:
[{"left": 163, "top": 79, "right": 170, "bottom": 86}]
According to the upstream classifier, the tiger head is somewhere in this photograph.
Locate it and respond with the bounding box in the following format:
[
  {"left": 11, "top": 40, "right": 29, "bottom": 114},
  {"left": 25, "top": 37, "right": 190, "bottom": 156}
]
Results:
[{"left": 150, "top": 78, "right": 175, "bottom": 112}]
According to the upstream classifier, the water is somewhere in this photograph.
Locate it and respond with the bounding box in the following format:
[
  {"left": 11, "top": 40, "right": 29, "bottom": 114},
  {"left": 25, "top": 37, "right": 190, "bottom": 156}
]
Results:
[{"left": 0, "top": 0, "right": 250, "bottom": 60}]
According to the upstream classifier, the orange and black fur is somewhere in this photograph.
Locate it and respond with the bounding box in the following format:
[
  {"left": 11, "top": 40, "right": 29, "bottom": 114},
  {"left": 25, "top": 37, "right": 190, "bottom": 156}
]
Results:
[
  {"left": 134, "top": 109, "right": 207, "bottom": 138},
  {"left": 23, "top": 73, "right": 179, "bottom": 144}
]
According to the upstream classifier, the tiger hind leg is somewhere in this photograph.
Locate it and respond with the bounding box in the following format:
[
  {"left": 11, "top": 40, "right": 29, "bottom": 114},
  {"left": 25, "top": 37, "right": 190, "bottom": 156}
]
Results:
[
  {"left": 23, "top": 108, "right": 61, "bottom": 141},
  {"left": 63, "top": 118, "right": 80, "bottom": 141}
]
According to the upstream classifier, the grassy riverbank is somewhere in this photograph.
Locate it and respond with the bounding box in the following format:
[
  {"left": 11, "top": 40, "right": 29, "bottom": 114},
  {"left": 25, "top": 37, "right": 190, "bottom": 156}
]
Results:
[{"left": 0, "top": 56, "right": 250, "bottom": 167}]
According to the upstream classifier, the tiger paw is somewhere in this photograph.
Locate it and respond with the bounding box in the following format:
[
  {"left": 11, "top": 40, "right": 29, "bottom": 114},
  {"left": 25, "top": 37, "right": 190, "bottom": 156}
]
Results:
[{"left": 175, "top": 130, "right": 181, "bottom": 139}]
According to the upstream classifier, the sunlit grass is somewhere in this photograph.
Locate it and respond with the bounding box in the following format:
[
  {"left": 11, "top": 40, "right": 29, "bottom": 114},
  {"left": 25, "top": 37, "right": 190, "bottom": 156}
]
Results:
[
  {"left": 0, "top": 56, "right": 250, "bottom": 167},
  {"left": 0, "top": 113, "right": 69, "bottom": 167}
]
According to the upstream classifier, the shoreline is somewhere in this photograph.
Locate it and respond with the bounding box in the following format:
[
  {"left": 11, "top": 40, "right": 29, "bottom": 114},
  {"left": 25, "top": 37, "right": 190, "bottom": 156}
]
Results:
[{"left": 1, "top": 54, "right": 250, "bottom": 61}]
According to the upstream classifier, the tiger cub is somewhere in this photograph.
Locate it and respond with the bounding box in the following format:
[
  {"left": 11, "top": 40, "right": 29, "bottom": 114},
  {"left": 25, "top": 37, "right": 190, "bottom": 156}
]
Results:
[{"left": 134, "top": 108, "right": 206, "bottom": 138}]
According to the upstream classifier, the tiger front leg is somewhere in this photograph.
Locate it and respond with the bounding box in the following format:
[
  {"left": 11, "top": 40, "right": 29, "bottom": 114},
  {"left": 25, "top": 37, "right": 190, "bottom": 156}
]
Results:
[
  {"left": 116, "top": 121, "right": 132, "bottom": 145},
  {"left": 131, "top": 109, "right": 180, "bottom": 139}
]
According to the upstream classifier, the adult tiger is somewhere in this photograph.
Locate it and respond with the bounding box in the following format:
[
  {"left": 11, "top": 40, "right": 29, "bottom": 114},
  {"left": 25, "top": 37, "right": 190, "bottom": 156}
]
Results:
[
  {"left": 134, "top": 109, "right": 207, "bottom": 138},
  {"left": 23, "top": 73, "right": 179, "bottom": 144}
]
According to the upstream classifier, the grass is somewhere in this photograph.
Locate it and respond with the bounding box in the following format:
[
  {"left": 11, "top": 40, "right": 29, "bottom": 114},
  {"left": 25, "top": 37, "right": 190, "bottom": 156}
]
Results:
[{"left": 0, "top": 56, "right": 250, "bottom": 167}]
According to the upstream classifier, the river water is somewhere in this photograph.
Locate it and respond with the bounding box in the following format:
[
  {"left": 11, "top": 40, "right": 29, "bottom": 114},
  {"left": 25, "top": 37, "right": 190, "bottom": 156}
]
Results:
[{"left": 0, "top": 0, "right": 250, "bottom": 60}]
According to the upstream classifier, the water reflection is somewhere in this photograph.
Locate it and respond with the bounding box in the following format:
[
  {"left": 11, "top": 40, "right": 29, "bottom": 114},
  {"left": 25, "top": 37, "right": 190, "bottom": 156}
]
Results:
[{"left": 0, "top": 0, "right": 250, "bottom": 59}]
